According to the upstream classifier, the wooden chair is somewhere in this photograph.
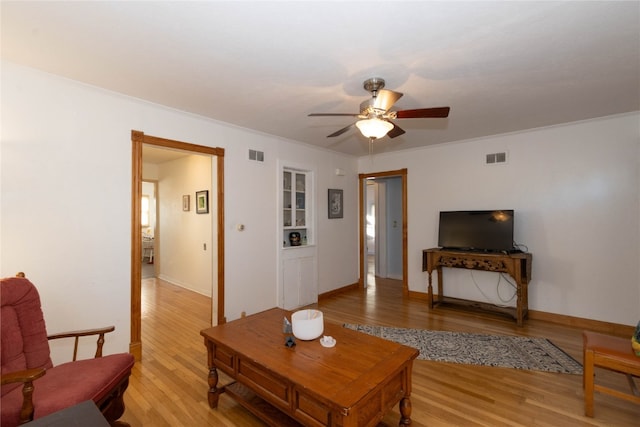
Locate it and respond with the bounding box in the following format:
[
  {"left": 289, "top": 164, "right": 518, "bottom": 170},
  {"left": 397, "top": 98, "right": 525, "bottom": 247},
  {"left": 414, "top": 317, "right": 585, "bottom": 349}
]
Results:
[
  {"left": 582, "top": 330, "right": 640, "bottom": 417},
  {"left": 1, "top": 275, "right": 135, "bottom": 426}
]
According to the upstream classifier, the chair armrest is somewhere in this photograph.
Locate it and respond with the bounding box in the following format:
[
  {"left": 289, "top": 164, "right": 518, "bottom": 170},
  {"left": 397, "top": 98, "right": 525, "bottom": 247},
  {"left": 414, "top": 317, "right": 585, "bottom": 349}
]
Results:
[
  {"left": 48, "top": 326, "right": 115, "bottom": 360},
  {"left": 1, "top": 368, "right": 46, "bottom": 386},
  {"left": 47, "top": 325, "right": 115, "bottom": 340},
  {"left": 1, "top": 368, "right": 46, "bottom": 424}
]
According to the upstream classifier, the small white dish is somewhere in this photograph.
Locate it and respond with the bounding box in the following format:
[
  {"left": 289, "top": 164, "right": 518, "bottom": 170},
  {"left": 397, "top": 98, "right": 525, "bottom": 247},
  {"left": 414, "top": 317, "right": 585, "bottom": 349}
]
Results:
[{"left": 320, "top": 335, "right": 336, "bottom": 348}]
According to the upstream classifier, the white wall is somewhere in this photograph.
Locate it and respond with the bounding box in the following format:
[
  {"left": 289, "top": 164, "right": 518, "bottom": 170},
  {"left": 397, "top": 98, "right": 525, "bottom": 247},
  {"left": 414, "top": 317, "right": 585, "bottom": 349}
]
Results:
[
  {"left": 359, "top": 113, "right": 640, "bottom": 325},
  {"left": 156, "top": 154, "right": 213, "bottom": 296},
  {"left": 1, "top": 61, "right": 359, "bottom": 363}
]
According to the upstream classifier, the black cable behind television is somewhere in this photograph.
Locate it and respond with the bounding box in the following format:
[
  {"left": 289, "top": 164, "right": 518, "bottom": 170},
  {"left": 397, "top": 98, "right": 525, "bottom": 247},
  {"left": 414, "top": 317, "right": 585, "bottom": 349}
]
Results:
[{"left": 438, "top": 210, "right": 515, "bottom": 253}]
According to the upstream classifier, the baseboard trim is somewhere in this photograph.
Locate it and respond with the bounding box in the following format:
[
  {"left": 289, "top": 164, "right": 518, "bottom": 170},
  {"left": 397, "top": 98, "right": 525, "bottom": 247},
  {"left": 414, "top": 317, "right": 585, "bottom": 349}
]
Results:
[
  {"left": 528, "top": 309, "right": 634, "bottom": 336},
  {"left": 156, "top": 274, "right": 212, "bottom": 298},
  {"left": 407, "top": 290, "right": 429, "bottom": 301},
  {"left": 319, "top": 282, "right": 359, "bottom": 300},
  {"left": 404, "top": 291, "right": 634, "bottom": 336},
  {"left": 129, "top": 341, "right": 142, "bottom": 361}
]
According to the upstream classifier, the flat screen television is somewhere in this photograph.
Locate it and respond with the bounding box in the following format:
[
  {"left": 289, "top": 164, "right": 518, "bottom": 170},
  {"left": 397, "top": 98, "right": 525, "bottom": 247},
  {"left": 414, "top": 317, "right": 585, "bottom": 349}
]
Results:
[{"left": 438, "top": 210, "right": 515, "bottom": 253}]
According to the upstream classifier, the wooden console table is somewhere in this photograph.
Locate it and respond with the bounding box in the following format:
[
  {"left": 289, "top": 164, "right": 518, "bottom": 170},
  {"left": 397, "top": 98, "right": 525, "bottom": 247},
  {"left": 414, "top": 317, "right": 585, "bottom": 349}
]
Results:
[
  {"left": 422, "top": 248, "right": 532, "bottom": 326},
  {"left": 201, "top": 307, "right": 419, "bottom": 427}
]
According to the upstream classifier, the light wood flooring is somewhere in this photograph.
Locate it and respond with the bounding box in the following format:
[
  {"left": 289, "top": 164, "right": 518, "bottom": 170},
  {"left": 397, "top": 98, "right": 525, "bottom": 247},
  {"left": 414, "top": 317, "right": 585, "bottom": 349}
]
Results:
[{"left": 119, "top": 277, "right": 639, "bottom": 426}]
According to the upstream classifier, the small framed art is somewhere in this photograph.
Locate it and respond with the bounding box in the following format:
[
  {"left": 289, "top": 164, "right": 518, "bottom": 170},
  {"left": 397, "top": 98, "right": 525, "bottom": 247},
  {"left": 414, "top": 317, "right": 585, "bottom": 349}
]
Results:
[
  {"left": 196, "top": 190, "right": 209, "bottom": 214},
  {"left": 328, "top": 189, "right": 343, "bottom": 219},
  {"left": 182, "top": 195, "right": 190, "bottom": 212}
]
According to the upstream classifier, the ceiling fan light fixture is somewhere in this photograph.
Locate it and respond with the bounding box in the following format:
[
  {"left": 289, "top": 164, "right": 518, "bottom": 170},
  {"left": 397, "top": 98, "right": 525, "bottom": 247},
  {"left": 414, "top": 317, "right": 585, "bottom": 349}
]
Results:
[{"left": 355, "top": 118, "right": 394, "bottom": 139}]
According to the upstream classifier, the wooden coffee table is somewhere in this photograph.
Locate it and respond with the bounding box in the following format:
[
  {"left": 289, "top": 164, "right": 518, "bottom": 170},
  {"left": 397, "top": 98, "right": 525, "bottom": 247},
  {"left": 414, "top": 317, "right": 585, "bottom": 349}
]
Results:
[{"left": 201, "top": 308, "right": 419, "bottom": 426}]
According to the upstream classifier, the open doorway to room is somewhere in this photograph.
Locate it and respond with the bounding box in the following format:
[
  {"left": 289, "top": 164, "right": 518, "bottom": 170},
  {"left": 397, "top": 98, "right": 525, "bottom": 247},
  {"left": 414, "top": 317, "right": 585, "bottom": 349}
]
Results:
[
  {"left": 141, "top": 180, "right": 157, "bottom": 279},
  {"left": 130, "top": 130, "right": 225, "bottom": 361},
  {"left": 359, "top": 169, "right": 408, "bottom": 293}
]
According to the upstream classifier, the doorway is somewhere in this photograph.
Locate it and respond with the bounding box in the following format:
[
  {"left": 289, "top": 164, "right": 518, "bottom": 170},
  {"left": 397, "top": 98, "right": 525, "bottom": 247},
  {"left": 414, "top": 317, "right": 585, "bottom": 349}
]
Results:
[
  {"left": 130, "top": 130, "right": 225, "bottom": 361},
  {"left": 141, "top": 180, "right": 157, "bottom": 279},
  {"left": 358, "top": 169, "right": 408, "bottom": 293}
]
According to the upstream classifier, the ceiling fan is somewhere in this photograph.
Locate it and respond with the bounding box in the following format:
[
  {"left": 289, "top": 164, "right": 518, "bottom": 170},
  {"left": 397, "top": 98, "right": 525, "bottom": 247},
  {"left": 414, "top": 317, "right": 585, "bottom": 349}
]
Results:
[{"left": 308, "top": 77, "right": 450, "bottom": 141}]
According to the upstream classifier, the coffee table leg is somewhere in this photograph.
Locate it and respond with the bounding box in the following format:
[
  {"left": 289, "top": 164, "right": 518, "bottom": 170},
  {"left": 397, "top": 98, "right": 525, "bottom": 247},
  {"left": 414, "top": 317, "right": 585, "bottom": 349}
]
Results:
[
  {"left": 207, "top": 367, "right": 220, "bottom": 408},
  {"left": 399, "top": 396, "right": 412, "bottom": 425}
]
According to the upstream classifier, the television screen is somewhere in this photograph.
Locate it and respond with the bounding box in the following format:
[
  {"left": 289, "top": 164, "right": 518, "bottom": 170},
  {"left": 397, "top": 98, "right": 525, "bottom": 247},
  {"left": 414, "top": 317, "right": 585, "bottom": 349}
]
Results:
[{"left": 438, "top": 210, "right": 514, "bottom": 252}]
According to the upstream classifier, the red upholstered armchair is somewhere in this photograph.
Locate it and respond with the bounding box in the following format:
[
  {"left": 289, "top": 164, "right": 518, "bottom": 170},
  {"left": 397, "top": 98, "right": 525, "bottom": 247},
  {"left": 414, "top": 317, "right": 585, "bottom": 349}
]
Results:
[{"left": 1, "top": 275, "right": 135, "bottom": 426}]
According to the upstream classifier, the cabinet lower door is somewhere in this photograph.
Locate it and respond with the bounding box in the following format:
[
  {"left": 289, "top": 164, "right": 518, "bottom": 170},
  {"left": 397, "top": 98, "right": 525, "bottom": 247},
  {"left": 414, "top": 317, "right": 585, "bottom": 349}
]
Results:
[{"left": 282, "top": 254, "right": 317, "bottom": 310}]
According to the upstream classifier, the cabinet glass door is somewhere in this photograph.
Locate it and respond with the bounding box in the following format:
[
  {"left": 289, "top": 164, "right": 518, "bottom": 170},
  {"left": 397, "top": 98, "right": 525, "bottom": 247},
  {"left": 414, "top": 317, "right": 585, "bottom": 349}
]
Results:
[
  {"left": 283, "top": 171, "right": 292, "bottom": 227},
  {"left": 283, "top": 169, "right": 309, "bottom": 247},
  {"left": 295, "top": 173, "right": 305, "bottom": 227}
]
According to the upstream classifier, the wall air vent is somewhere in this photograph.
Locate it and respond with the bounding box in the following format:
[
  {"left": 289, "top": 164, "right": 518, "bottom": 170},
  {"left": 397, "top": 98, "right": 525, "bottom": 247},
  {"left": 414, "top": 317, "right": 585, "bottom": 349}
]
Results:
[
  {"left": 249, "top": 149, "right": 264, "bottom": 162},
  {"left": 485, "top": 151, "right": 507, "bottom": 165}
]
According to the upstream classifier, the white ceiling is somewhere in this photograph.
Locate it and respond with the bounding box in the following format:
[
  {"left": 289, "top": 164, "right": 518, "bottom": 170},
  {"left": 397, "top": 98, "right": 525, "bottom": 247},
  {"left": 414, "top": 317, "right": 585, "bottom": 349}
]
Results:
[{"left": 2, "top": 1, "right": 638, "bottom": 157}]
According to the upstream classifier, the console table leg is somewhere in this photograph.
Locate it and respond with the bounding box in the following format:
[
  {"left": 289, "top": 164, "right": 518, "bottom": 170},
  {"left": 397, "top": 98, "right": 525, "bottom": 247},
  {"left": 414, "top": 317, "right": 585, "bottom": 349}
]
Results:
[
  {"left": 427, "top": 272, "right": 434, "bottom": 309},
  {"left": 207, "top": 367, "right": 220, "bottom": 408},
  {"left": 436, "top": 266, "right": 443, "bottom": 305},
  {"left": 516, "top": 282, "right": 523, "bottom": 327},
  {"left": 399, "top": 396, "right": 412, "bottom": 425}
]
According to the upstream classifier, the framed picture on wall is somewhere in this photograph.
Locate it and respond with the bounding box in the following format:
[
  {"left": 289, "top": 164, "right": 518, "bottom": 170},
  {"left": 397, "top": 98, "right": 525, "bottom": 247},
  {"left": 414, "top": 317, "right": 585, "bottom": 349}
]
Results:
[
  {"left": 196, "top": 190, "right": 209, "bottom": 214},
  {"left": 182, "top": 195, "right": 190, "bottom": 212},
  {"left": 328, "top": 189, "right": 343, "bottom": 219}
]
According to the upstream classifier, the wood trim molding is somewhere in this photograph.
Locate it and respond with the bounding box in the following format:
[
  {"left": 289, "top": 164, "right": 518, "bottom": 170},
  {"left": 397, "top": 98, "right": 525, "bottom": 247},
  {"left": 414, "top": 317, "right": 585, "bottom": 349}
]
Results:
[
  {"left": 130, "top": 130, "right": 225, "bottom": 360},
  {"left": 358, "top": 169, "right": 408, "bottom": 293},
  {"left": 384, "top": 290, "right": 634, "bottom": 336},
  {"left": 130, "top": 131, "right": 143, "bottom": 360},
  {"left": 216, "top": 153, "right": 226, "bottom": 324},
  {"left": 401, "top": 172, "right": 408, "bottom": 295},
  {"left": 527, "top": 310, "right": 635, "bottom": 336},
  {"left": 318, "top": 283, "right": 359, "bottom": 300},
  {"left": 358, "top": 177, "right": 365, "bottom": 289},
  {"left": 407, "top": 290, "right": 430, "bottom": 301},
  {"left": 136, "top": 132, "right": 225, "bottom": 157}
]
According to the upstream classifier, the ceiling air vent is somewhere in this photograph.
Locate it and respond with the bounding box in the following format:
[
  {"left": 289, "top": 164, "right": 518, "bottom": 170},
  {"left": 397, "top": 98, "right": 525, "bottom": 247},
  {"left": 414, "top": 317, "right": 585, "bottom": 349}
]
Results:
[{"left": 485, "top": 151, "right": 507, "bottom": 165}]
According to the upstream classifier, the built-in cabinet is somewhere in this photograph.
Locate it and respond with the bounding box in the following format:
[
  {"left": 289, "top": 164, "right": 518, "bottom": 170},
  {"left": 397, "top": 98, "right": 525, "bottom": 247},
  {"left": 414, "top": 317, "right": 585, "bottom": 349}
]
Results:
[
  {"left": 279, "top": 167, "right": 317, "bottom": 310},
  {"left": 282, "top": 169, "right": 311, "bottom": 247},
  {"left": 281, "top": 246, "right": 317, "bottom": 309}
]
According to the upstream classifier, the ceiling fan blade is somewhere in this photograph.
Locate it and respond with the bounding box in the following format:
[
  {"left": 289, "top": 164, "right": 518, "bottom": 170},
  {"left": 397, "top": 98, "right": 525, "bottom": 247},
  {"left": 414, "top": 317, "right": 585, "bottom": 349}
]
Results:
[
  {"left": 372, "top": 89, "right": 403, "bottom": 111},
  {"left": 308, "top": 113, "right": 360, "bottom": 117},
  {"left": 327, "top": 123, "right": 355, "bottom": 137},
  {"left": 387, "top": 123, "right": 406, "bottom": 139},
  {"left": 395, "top": 107, "right": 450, "bottom": 119}
]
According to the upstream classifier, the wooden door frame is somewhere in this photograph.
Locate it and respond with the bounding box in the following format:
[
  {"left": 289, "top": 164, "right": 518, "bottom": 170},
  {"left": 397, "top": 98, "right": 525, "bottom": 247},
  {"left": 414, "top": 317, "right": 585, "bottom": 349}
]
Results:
[
  {"left": 358, "top": 168, "right": 408, "bottom": 293},
  {"left": 130, "top": 130, "right": 225, "bottom": 360}
]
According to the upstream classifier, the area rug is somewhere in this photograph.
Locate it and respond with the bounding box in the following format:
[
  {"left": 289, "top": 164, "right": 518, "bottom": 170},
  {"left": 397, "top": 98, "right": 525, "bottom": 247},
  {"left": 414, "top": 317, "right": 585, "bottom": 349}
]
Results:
[{"left": 343, "top": 324, "right": 583, "bottom": 375}]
